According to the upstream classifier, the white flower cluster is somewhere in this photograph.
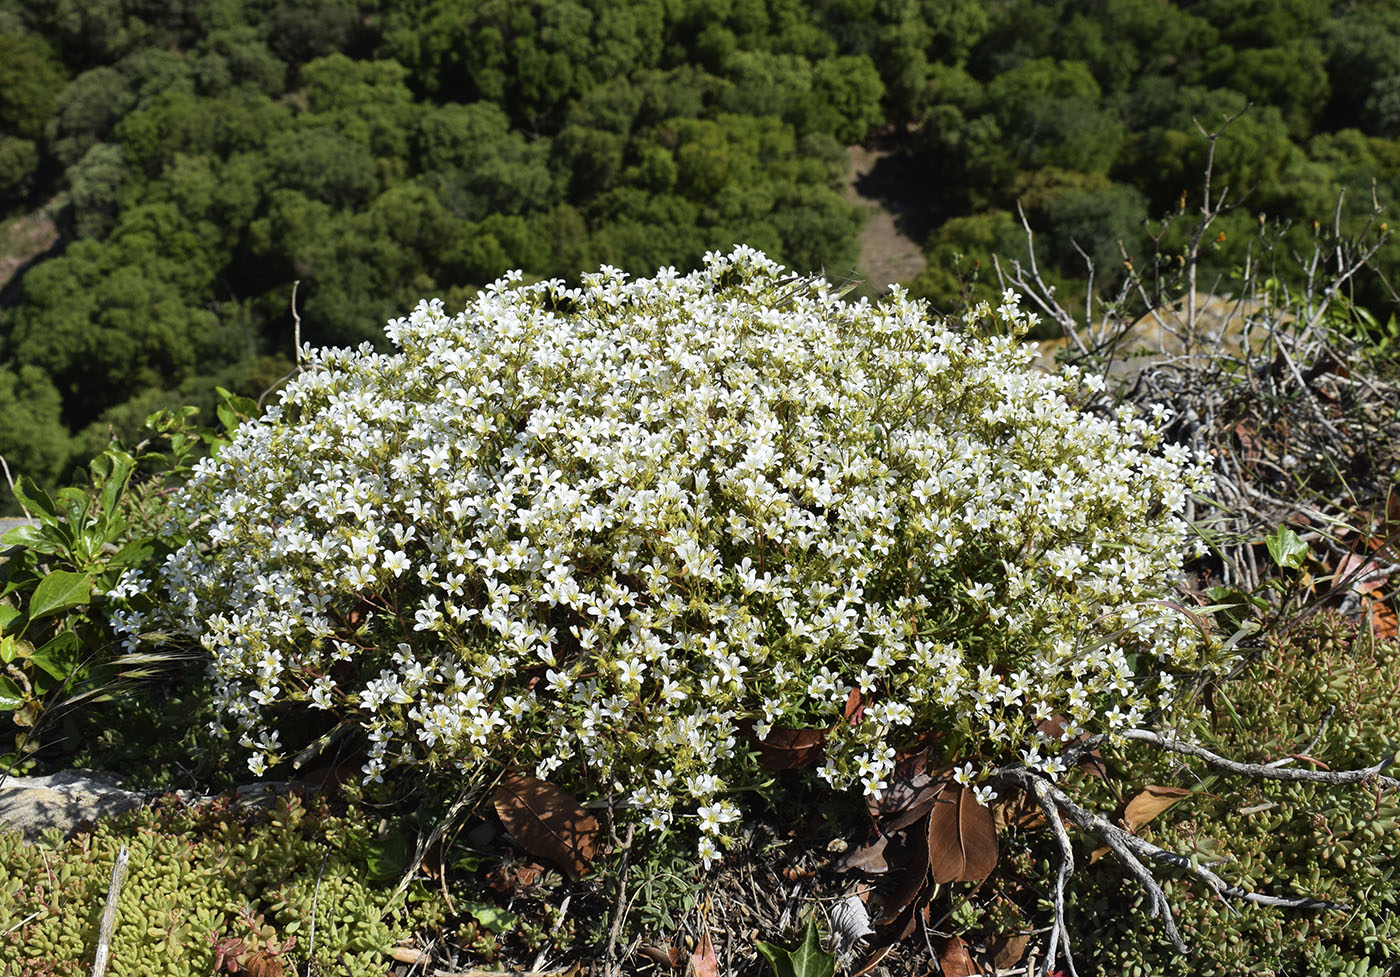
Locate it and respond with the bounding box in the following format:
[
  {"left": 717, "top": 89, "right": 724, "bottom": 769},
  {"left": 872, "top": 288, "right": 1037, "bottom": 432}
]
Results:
[{"left": 121, "top": 247, "right": 1213, "bottom": 862}]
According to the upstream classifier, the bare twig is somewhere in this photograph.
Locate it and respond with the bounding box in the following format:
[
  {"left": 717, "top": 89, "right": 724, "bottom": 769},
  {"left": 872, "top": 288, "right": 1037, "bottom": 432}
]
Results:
[
  {"left": 1119, "top": 729, "right": 1400, "bottom": 790},
  {"left": 89, "top": 844, "right": 129, "bottom": 977}
]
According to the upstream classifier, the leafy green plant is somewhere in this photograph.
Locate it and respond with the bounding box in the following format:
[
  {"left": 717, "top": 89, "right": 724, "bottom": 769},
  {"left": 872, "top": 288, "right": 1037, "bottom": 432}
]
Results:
[
  {"left": 0, "top": 391, "right": 253, "bottom": 774},
  {"left": 756, "top": 917, "right": 836, "bottom": 977}
]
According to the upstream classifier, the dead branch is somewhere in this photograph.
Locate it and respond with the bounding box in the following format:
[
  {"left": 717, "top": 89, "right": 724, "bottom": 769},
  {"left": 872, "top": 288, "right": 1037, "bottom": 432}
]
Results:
[{"left": 1119, "top": 730, "right": 1400, "bottom": 791}]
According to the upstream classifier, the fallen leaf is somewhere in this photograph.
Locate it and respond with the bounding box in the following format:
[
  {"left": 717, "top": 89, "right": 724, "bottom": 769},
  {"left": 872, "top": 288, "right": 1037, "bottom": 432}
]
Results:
[
  {"left": 1122, "top": 785, "right": 1192, "bottom": 832},
  {"left": 243, "top": 951, "right": 285, "bottom": 977},
  {"left": 872, "top": 826, "right": 928, "bottom": 926},
  {"left": 987, "top": 932, "right": 1031, "bottom": 970},
  {"left": 830, "top": 893, "right": 875, "bottom": 955},
  {"left": 689, "top": 931, "right": 719, "bottom": 977},
  {"left": 1364, "top": 594, "right": 1399, "bottom": 641},
  {"left": 938, "top": 936, "right": 982, "bottom": 976},
  {"left": 844, "top": 687, "right": 866, "bottom": 726},
  {"left": 837, "top": 835, "right": 889, "bottom": 874},
  {"left": 741, "top": 720, "right": 827, "bottom": 770},
  {"left": 928, "top": 783, "right": 999, "bottom": 884},
  {"left": 492, "top": 776, "right": 601, "bottom": 881}
]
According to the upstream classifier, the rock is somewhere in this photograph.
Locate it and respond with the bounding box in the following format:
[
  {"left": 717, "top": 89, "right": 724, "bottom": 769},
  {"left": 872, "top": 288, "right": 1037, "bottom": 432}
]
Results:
[{"left": 0, "top": 769, "right": 146, "bottom": 843}]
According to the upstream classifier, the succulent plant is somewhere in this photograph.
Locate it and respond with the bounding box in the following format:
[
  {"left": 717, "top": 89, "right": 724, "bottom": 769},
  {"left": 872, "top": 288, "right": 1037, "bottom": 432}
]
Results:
[
  {"left": 0, "top": 791, "right": 444, "bottom": 976},
  {"left": 1060, "top": 612, "right": 1400, "bottom": 975}
]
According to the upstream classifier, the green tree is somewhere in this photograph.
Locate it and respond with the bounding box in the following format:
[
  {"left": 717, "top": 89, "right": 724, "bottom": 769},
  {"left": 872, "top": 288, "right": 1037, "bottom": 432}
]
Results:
[
  {"left": 67, "top": 142, "right": 128, "bottom": 239},
  {"left": 0, "top": 28, "right": 68, "bottom": 140},
  {"left": 804, "top": 54, "right": 885, "bottom": 143},
  {"left": 0, "top": 366, "right": 74, "bottom": 511}
]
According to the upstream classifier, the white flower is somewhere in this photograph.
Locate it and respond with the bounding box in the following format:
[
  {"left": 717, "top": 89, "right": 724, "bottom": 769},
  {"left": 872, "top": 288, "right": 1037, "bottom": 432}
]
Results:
[{"left": 139, "top": 247, "right": 1211, "bottom": 856}]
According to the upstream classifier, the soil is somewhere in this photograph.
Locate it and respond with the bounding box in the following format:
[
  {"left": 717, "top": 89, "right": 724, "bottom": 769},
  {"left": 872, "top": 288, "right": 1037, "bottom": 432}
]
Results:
[{"left": 842, "top": 146, "right": 933, "bottom": 294}]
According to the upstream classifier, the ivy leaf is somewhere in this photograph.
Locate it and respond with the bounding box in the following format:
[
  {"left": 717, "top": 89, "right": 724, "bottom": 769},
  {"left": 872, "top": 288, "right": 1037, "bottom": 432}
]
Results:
[
  {"left": 364, "top": 827, "right": 409, "bottom": 881},
  {"left": 756, "top": 917, "right": 835, "bottom": 977},
  {"left": 492, "top": 775, "right": 601, "bottom": 880},
  {"left": 927, "top": 782, "right": 998, "bottom": 884},
  {"left": 1265, "top": 525, "right": 1309, "bottom": 569},
  {"left": 462, "top": 902, "right": 519, "bottom": 934},
  {"left": 0, "top": 674, "right": 24, "bottom": 711},
  {"left": 28, "top": 571, "right": 92, "bottom": 620}
]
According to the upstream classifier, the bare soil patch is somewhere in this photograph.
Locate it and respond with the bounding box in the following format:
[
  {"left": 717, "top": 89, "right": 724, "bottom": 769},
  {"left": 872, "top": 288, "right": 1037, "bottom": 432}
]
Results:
[{"left": 842, "top": 146, "right": 933, "bottom": 294}]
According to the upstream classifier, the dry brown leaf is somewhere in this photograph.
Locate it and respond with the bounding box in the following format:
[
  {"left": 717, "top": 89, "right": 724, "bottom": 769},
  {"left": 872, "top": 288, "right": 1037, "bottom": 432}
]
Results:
[
  {"left": 243, "top": 951, "right": 285, "bottom": 977},
  {"left": 872, "top": 825, "right": 928, "bottom": 926},
  {"left": 1364, "top": 594, "right": 1399, "bottom": 641},
  {"left": 742, "top": 721, "right": 827, "bottom": 769},
  {"left": 986, "top": 932, "right": 1031, "bottom": 970},
  {"left": 689, "top": 931, "right": 719, "bottom": 977},
  {"left": 1122, "top": 785, "right": 1192, "bottom": 832},
  {"left": 492, "top": 776, "right": 601, "bottom": 881},
  {"left": 928, "top": 783, "right": 999, "bottom": 884},
  {"left": 837, "top": 835, "right": 890, "bottom": 874},
  {"left": 938, "top": 935, "right": 983, "bottom": 976}
]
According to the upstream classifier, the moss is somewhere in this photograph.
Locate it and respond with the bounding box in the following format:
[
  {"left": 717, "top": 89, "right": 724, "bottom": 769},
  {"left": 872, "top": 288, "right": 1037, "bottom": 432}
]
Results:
[
  {"left": 0, "top": 791, "right": 445, "bottom": 976},
  {"left": 1063, "top": 612, "right": 1400, "bottom": 975}
]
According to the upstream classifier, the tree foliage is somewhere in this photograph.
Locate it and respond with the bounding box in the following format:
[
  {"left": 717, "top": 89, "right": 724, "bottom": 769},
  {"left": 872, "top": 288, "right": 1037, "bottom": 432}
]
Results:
[{"left": 1, "top": 0, "right": 1398, "bottom": 511}]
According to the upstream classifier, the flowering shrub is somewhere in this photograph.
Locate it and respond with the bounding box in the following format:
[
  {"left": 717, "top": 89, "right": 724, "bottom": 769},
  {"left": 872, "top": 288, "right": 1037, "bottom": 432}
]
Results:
[{"left": 119, "top": 248, "right": 1213, "bottom": 863}]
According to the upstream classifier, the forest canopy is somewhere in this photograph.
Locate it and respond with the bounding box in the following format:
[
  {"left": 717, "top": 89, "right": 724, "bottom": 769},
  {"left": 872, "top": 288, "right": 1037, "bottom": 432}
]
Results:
[{"left": 1, "top": 0, "right": 1398, "bottom": 512}]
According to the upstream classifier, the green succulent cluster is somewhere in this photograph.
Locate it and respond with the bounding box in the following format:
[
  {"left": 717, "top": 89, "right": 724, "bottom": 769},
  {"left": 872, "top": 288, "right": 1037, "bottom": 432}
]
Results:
[
  {"left": 1064, "top": 612, "right": 1400, "bottom": 976},
  {"left": 0, "top": 791, "right": 446, "bottom": 976}
]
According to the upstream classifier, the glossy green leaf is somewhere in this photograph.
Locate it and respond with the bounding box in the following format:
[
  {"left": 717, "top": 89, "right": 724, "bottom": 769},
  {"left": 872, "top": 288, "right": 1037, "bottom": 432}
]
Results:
[
  {"left": 97, "top": 450, "right": 136, "bottom": 521},
  {"left": 0, "top": 675, "right": 24, "bottom": 711},
  {"left": 364, "top": 828, "right": 409, "bottom": 881},
  {"left": 463, "top": 903, "right": 519, "bottom": 933},
  {"left": 1, "top": 524, "right": 62, "bottom": 555},
  {"left": 11, "top": 478, "right": 57, "bottom": 523},
  {"left": 28, "top": 571, "right": 93, "bottom": 620},
  {"left": 0, "top": 605, "right": 20, "bottom": 632},
  {"left": 1265, "top": 525, "right": 1308, "bottom": 569}
]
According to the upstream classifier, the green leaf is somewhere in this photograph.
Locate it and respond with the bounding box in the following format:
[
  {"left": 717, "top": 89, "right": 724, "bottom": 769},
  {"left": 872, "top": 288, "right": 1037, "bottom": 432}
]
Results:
[
  {"left": 0, "top": 605, "right": 20, "bottom": 632},
  {"left": 11, "top": 478, "right": 57, "bottom": 523},
  {"left": 28, "top": 571, "right": 93, "bottom": 620},
  {"left": 0, "top": 524, "right": 64, "bottom": 556},
  {"left": 0, "top": 674, "right": 24, "bottom": 711},
  {"left": 463, "top": 903, "right": 519, "bottom": 933},
  {"left": 109, "top": 536, "right": 156, "bottom": 570},
  {"left": 57, "top": 486, "right": 91, "bottom": 531},
  {"left": 0, "top": 634, "right": 18, "bottom": 663},
  {"left": 756, "top": 918, "right": 835, "bottom": 977},
  {"left": 97, "top": 450, "right": 136, "bottom": 521},
  {"left": 30, "top": 630, "right": 82, "bottom": 681},
  {"left": 363, "top": 828, "right": 409, "bottom": 881},
  {"left": 1265, "top": 525, "right": 1308, "bottom": 569}
]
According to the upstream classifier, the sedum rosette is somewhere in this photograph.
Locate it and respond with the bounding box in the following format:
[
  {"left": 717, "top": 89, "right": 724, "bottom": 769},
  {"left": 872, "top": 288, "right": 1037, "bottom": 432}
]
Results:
[{"left": 122, "top": 247, "right": 1213, "bottom": 863}]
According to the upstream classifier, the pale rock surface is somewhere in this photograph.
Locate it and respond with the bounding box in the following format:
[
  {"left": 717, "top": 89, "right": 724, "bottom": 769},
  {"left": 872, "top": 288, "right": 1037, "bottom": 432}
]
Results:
[{"left": 0, "top": 769, "right": 146, "bottom": 842}]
